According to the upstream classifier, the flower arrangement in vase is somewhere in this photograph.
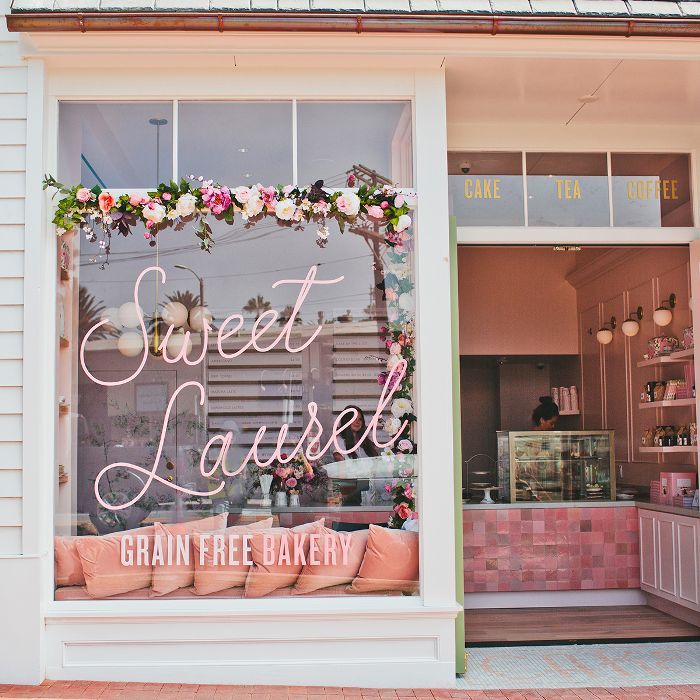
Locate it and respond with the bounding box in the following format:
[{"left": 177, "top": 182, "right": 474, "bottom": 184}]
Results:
[{"left": 273, "top": 452, "right": 330, "bottom": 506}]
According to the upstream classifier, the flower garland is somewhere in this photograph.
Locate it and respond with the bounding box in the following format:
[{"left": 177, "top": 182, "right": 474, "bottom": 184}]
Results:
[
  {"left": 386, "top": 478, "right": 416, "bottom": 529},
  {"left": 43, "top": 174, "right": 413, "bottom": 259},
  {"left": 44, "top": 173, "right": 418, "bottom": 528}
]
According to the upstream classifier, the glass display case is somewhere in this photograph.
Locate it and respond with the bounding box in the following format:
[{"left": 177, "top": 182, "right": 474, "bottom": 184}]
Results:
[{"left": 497, "top": 431, "right": 616, "bottom": 502}]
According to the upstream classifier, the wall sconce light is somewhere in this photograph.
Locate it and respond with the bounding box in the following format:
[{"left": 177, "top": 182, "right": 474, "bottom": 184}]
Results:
[
  {"left": 621, "top": 306, "right": 644, "bottom": 337},
  {"left": 594, "top": 316, "right": 616, "bottom": 345},
  {"left": 653, "top": 293, "right": 676, "bottom": 327}
]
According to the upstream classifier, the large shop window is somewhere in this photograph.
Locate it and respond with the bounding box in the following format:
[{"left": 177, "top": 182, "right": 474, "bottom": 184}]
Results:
[
  {"left": 448, "top": 151, "right": 694, "bottom": 228},
  {"left": 54, "top": 100, "right": 418, "bottom": 602}
]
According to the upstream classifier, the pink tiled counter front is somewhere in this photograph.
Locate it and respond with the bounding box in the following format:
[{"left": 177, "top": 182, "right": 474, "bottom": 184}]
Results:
[{"left": 463, "top": 505, "right": 640, "bottom": 593}]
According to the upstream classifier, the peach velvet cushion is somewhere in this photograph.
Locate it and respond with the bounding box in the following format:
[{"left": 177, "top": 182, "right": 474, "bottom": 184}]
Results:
[
  {"left": 292, "top": 527, "right": 369, "bottom": 595},
  {"left": 54, "top": 537, "right": 86, "bottom": 587},
  {"left": 349, "top": 524, "right": 419, "bottom": 594},
  {"left": 244, "top": 519, "right": 325, "bottom": 599},
  {"left": 150, "top": 513, "right": 230, "bottom": 596},
  {"left": 74, "top": 526, "right": 155, "bottom": 598},
  {"left": 192, "top": 518, "right": 274, "bottom": 595}
]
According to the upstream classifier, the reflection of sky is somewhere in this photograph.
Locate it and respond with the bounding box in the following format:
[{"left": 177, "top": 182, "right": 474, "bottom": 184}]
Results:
[
  {"left": 79, "top": 217, "right": 378, "bottom": 324},
  {"left": 611, "top": 176, "right": 662, "bottom": 227},
  {"left": 448, "top": 175, "right": 524, "bottom": 226}
]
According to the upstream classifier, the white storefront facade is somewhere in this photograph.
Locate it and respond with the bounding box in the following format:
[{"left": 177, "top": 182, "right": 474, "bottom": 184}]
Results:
[{"left": 2, "top": 1, "right": 700, "bottom": 689}]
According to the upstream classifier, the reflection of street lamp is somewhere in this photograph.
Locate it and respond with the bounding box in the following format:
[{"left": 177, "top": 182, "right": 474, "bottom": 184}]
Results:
[
  {"left": 148, "top": 117, "right": 168, "bottom": 184},
  {"left": 174, "top": 264, "right": 208, "bottom": 446}
]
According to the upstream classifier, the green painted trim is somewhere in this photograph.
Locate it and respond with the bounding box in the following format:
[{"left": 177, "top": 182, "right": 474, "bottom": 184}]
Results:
[{"left": 449, "top": 216, "right": 466, "bottom": 673}]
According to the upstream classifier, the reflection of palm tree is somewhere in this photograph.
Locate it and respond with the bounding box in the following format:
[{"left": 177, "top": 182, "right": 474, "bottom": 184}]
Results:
[
  {"left": 79, "top": 286, "right": 114, "bottom": 341},
  {"left": 278, "top": 304, "right": 302, "bottom": 326},
  {"left": 164, "top": 290, "right": 200, "bottom": 313},
  {"left": 243, "top": 294, "right": 272, "bottom": 318}
]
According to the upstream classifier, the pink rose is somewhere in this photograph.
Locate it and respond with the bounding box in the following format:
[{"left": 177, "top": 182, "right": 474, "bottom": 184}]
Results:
[
  {"left": 403, "top": 485, "right": 413, "bottom": 500},
  {"left": 161, "top": 192, "right": 172, "bottom": 201},
  {"left": 285, "top": 477, "right": 297, "bottom": 489},
  {"left": 129, "top": 192, "right": 143, "bottom": 206},
  {"left": 201, "top": 186, "right": 231, "bottom": 216},
  {"left": 396, "top": 503, "right": 412, "bottom": 521},
  {"left": 235, "top": 186, "right": 251, "bottom": 203},
  {"left": 394, "top": 194, "right": 405, "bottom": 207},
  {"left": 366, "top": 205, "right": 384, "bottom": 219},
  {"left": 98, "top": 192, "right": 115, "bottom": 213},
  {"left": 347, "top": 173, "right": 356, "bottom": 187},
  {"left": 380, "top": 201, "right": 389, "bottom": 209},
  {"left": 76, "top": 188, "right": 91, "bottom": 203}
]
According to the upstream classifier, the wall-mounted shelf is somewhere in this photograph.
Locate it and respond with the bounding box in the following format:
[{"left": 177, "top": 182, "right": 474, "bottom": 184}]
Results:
[
  {"left": 637, "top": 348, "right": 695, "bottom": 368},
  {"left": 638, "top": 399, "right": 696, "bottom": 409},
  {"left": 639, "top": 446, "right": 697, "bottom": 454}
]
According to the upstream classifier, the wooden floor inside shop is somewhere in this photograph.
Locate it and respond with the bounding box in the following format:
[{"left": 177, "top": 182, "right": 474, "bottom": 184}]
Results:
[{"left": 465, "top": 605, "right": 700, "bottom": 644}]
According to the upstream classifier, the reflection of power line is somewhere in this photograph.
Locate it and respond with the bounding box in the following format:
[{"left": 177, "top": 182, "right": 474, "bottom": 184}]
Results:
[{"left": 79, "top": 254, "right": 372, "bottom": 282}]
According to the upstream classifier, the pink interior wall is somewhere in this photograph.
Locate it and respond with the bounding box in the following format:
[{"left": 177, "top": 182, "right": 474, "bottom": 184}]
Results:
[{"left": 458, "top": 247, "right": 579, "bottom": 356}]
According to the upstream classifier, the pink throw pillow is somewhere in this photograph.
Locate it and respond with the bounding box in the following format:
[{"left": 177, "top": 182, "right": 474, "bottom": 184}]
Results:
[
  {"left": 74, "top": 526, "right": 155, "bottom": 598},
  {"left": 192, "top": 519, "right": 274, "bottom": 595},
  {"left": 349, "top": 525, "right": 419, "bottom": 594},
  {"left": 150, "top": 513, "right": 229, "bottom": 596},
  {"left": 55, "top": 537, "right": 85, "bottom": 587},
  {"left": 244, "top": 519, "right": 325, "bottom": 598},
  {"left": 292, "top": 527, "right": 369, "bottom": 595}
]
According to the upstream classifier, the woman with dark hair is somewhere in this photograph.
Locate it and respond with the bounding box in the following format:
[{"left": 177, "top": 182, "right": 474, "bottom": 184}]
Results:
[
  {"left": 532, "top": 396, "right": 559, "bottom": 431},
  {"left": 333, "top": 405, "right": 380, "bottom": 461}
]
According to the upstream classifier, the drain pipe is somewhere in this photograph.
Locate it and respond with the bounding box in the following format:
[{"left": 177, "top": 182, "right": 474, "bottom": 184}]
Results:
[{"left": 6, "top": 11, "right": 700, "bottom": 36}]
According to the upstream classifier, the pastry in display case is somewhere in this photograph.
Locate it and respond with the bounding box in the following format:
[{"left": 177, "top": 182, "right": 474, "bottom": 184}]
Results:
[{"left": 497, "top": 431, "right": 615, "bottom": 502}]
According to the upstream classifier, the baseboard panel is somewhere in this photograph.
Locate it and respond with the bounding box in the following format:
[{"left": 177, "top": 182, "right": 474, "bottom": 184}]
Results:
[
  {"left": 464, "top": 589, "right": 646, "bottom": 609},
  {"left": 645, "top": 592, "right": 700, "bottom": 628}
]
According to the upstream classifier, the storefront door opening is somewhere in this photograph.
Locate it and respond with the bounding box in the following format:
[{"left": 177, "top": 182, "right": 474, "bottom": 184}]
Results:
[{"left": 457, "top": 244, "right": 700, "bottom": 645}]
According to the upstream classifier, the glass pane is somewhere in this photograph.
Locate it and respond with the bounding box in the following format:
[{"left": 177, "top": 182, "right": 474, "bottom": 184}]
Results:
[
  {"left": 526, "top": 153, "right": 610, "bottom": 227},
  {"left": 297, "top": 102, "right": 412, "bottom": 188},
  {"left": 58, "top": 102, "right": 173, "bottom": 189},
  {"left": 448, "top": 152, "right": 524, "bottom": 226},
  {"left": 611, "top": 153, "right": 693, "bottom": 227},
  {"left": 178, "top": 102, "right": 293, "bottom": 185},
  {"left": 56, "top": 104, "right": 418, "bottom": 601}
]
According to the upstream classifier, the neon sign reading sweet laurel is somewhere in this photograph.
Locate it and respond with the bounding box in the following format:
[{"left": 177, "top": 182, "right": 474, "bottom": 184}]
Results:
[{"left": 81, "top": 265, "right": 409, "bottom": 511}]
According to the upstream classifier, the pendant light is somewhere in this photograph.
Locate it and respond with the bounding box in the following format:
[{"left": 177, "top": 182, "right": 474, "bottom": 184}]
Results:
[
  {"left": 621, "top": 306, "right": 644, "bottom": 337},
  {"left": 595, "top": 316, "right": 616, "bottom": 345},
  {"left": 653, "top": 293, "right": 676, "bottom": 327}
]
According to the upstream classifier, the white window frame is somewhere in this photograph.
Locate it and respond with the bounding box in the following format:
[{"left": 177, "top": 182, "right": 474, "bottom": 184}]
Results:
[{"left": 32, "top": 68, "right": 459, "bottom": 629}]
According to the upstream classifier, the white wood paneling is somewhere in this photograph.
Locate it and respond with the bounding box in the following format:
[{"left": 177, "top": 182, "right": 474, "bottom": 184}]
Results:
[
  {"left": 0, "top": 172, "right": 26, "bottom": 197},
  {"left": 0, "top": 120, "right": 27, "bottom": 145},
  {"left": 0, "top": 280, "right": 23, "bottom": 305},
  {"left": 0, "top": 146, "right": 25, "bottom": 171},
  {"left": 0, "top": 527, "right": 21, "bottom": 555},
  {"left": 0, "top": 387, "right": 22, "bottom": 412},
  {"left": 0, "top": 441, "right": 22, "bottom": 468},
  {"left": 0, "top": 306, "right": 24, "bottom": 331},
  {"left": 0, "top": 497, "right": 21, "bottom": 526},
  {"left": 0, "top": 415, "right": 22, "bottom": 441},
  {"left": 0, "top": 94, "right": 27, "bottom": 120},
  {"left": 0, "top": 68, "right": 28, "bottom": 94},
  {"left": 0, "top": 469, "right": 22, "bottom": 496},
  {"left": 0, "top": 199, "right": 25, "bottom": 225},
  {"left": 0, "top": 252, "right": 24, "bottom": 278}
]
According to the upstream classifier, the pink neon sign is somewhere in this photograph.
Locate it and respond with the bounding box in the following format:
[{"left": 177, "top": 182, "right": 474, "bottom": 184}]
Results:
[{"left": 81, "top": 266, "right": 408, "bottom": 511}]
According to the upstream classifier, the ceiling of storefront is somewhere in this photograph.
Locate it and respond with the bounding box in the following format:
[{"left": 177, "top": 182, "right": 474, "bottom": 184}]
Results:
[{"left": 446, "top": 56, "right": 700, "bottom": 125}]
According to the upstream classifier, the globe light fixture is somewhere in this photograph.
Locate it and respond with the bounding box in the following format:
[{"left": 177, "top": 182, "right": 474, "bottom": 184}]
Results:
[
  {"left": 653, "top": 294, "right": 676, "bottom": 327},
  {"left": 189, "top": 305, "right": 213, "bottom": 332},
  {"left": 162, "top": 301, "right": 188, "bottom": 328},
  {"left": 621, "top": 306, "right": 644, "bottom": 337},
  {"left": 117, "top": 331, "right": 144, "bottom": 357},
  {"left": 595, "top": 316, "right": 616, "bottom": 345},
  {"left": 118, "top": 302, "right": 143, "bottom": 329}
]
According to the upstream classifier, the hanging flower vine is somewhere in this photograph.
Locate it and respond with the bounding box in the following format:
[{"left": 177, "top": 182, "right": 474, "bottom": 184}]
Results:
[{"left": 44, "top": 173, "right": 418, "bottom": 528}]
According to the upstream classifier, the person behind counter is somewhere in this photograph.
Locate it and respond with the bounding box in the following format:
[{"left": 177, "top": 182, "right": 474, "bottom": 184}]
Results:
[
  {"left": 333, "top": 404, "right": 380, "bottom": 461},
  {"left": 532, "top": 395, "right": 559, "bottom": 431}
]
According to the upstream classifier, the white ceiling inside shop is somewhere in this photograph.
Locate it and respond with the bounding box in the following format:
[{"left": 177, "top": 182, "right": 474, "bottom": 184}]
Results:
[{"left": 446, "top": 56, "right": 700, "bottom": 125}]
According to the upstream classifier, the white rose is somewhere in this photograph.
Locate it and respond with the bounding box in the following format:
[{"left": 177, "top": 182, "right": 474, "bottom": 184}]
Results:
[
  {"left": 234, "top": 186, "right": 251, "bottom": 203},
  {"left": 175, "top": 193, "right": 197, "bottom": 218},
  {"left": 337, "top": 191, "right": 361, "bottom": 217},
  {"left": 391, "top": 398, "right": 413, "bottom": 418},
  {"left": 384, "top": 417, "right": 402, "bottom": 435},
  {"left": 395, "top": 214, "right": 412, "bottom": 232},
  {"left": 244, "top": 196, "right": 264, "bottom": 219},
  {"left": 275, "top": 198, "right": 296, "bottom": 221},
  {"left": 142, "top": 201, "right": 166, "bottom": 224},
  {"left": 386, "top": 354, "right": 402, "bottom": 372},
  {"left": 389, "top": 342, "right": 402, "bottom": 355},
  {"left": 399, "top": 293, "right": 415, "bottom": 312}
]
